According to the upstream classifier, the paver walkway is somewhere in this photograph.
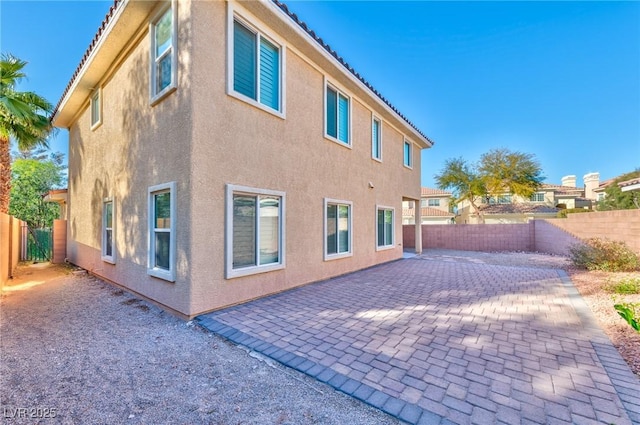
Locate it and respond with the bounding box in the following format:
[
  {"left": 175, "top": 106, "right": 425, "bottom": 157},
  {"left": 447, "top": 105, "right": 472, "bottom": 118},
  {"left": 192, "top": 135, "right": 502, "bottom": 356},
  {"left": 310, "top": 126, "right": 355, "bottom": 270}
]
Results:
[{"left": 198, "top": 253, "right": 640, "bottom": 424}]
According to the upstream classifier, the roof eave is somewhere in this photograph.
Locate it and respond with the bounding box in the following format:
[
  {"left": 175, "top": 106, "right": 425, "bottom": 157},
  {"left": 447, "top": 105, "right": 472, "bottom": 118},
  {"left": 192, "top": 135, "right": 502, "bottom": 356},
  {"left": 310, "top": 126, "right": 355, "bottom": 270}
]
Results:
[{"left": 52, "top": 0, "right": 157, "bottom": 128}]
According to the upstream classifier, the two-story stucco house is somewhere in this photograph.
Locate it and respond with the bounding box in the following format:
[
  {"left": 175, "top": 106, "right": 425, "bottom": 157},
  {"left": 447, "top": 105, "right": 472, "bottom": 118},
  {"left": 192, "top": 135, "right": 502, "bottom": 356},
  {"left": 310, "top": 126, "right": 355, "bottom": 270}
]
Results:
[
  {"left": 456, "top": 174, "right": 596, "bottom": 224},
  {"left": 51, "top": 0, "right": 432, "bottom": 318}
]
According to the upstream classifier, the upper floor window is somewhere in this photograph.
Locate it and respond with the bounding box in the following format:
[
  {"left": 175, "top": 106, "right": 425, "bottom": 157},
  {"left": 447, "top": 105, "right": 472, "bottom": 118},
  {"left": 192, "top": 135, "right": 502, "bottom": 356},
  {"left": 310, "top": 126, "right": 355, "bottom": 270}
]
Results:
[
  {"left": 421, "top": 199, "right": 427, "bottom": 208},
  {"left": 428, "top": 199, "right": 440, "bottom": 207},
  {"left": 226, "top": 185, "right": 285, "bottom": 279},
  {"left": 231, "top": 18, "right": 282, "bottom": 112},
  {"left": 372, "top": 117, "right": 382, "bottom": 160},
  {"left": 324, "top": 199, "right": 352, "bottom": 260},
  {"left": 150, "top": 3, "right": 177, "bottom": 103},
  {"left": 148, "top": 182, "right": 176, "bottom": 282},
  {"left": 488, "top": 195, "right": 512, "bottom": 204},
  {"left": 403, "top": 140, "right": 412, "bottom": 168},
  {"left": 530, "top": 193, "right": 545, "bottom": 202},
  {"left": 90, "top": 88, "right": 102, "bottom": 129},
  {"left": 325, "top": 83, "right": 350, "bottom": 146}
]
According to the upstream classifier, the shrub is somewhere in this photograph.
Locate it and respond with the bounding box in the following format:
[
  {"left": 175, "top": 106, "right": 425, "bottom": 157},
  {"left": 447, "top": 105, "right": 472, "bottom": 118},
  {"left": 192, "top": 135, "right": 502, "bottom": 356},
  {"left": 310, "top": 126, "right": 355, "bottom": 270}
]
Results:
[
  {"left": 569, "top": 238, "right": 640, "bottom": 272},
  {"left": 606, "top": 277, "right": 640, "bottom": 294},
  {"left": 557, "top": 208, "right": 592, "bottom": 218}
]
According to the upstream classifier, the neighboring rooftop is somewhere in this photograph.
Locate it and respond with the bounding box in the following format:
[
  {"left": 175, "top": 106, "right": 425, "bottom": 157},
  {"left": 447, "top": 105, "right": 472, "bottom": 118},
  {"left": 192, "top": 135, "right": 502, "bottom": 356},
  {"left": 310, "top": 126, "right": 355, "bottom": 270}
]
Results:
[
  {"left": 421, "top": 187, "right": 452, "bottom": 197},
  {"left": 478, "top": 204, "right": 559, "bottom": 215}
]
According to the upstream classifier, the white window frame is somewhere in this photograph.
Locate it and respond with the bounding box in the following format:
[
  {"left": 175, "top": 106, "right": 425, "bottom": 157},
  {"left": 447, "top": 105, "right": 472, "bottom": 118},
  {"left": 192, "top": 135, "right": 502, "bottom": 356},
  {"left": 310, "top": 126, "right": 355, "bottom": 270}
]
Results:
[
  {"left": 147, "top": 181, "right": 177, "bottom": 282},
  {"left": 324, "top": 79, "right": 352, "bottom": 148},
  {"left": 90, "top": 88, "right": 102, "bottom": 130},
  {"left": 372, "top": 115, "right": 382, "bottom": 162},
  {"left": 225, "top": 184, "right": 286, "bottom": 279},
  {"left": 403, "top": 139, "right": 413, "bottom": 169},
  {"left": 149, "top": 0, "right": 177, "bottom": 105},
  {"left": 428, "top": 199, "right": 440, "bottom": 207},
  {"left": 324, "top": 198, "right": 353, "bottom": 261},
  {"left": 530, "top": 192, "right": 545, "bottom": 202},
  {"left": 226, "top": 5, "right": 286, "bottom": 118},
  {"left": 101, "top": 197, "right": 115, "bottom": 264},
  {"left": 376, "top": 205, "right": 395, "bottom": 251}
]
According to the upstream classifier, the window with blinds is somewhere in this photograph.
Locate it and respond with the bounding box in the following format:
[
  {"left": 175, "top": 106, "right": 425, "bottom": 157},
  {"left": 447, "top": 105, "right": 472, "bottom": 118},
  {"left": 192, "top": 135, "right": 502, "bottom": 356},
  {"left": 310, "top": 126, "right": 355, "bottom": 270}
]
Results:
[
  {"left": 325, "top": 84, "right": 350, "bottom": 145},
  {"left": 233, "top": 19, "right": 281, "bottom": 111}
]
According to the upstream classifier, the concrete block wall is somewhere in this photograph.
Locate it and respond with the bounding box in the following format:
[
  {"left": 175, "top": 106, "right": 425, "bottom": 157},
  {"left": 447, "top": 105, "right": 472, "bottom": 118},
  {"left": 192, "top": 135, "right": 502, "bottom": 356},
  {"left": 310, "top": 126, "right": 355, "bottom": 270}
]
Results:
[
  {"left": 402, "top": 209, "right": 640, "bottom": 255},
  {"left": 0, "top": 213, "right": 22, "bottom": 288},
  {"left": 406, "top": 223, "right": 534, "bottom": 252},
  {"left": 539, "top": 209, "right": 640, "bottom": 254},
  {"left": 532, "top": 220, "right": 581, "bottom": 256}
]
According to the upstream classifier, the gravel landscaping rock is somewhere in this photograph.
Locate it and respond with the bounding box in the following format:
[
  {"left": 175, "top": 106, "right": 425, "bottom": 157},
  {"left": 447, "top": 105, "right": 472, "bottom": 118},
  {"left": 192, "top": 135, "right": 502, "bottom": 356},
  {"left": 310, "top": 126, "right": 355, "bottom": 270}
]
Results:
[{"left": 1, "top": 264, "right": 399, "bottom": 425}]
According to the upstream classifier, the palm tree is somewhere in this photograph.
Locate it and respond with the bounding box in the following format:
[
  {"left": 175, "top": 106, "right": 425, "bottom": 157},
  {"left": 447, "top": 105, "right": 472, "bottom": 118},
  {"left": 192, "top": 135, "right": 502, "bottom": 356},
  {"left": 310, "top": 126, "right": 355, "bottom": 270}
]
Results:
[{"left": 0, "top": 53, "right": 53, "bottom": 213}]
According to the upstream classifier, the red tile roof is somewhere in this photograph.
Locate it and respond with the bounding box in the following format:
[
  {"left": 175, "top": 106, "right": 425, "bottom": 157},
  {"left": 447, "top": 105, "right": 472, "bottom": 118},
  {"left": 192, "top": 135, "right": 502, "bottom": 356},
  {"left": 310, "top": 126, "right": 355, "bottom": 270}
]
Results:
[
  {"left": 52, "top": 0, "right": 122, "bottom": 119},
  {"left": 403, "top": 207, "right": 454, "bottom": 218},
  {"left": 478, "top": 203, "right": 559, "bottom": 214},
  {"left": 52, "top": 0, "right": 433, "bottom": 146},
  {"left": 421, "top": 187, "right": 452, "bottom": 196}
]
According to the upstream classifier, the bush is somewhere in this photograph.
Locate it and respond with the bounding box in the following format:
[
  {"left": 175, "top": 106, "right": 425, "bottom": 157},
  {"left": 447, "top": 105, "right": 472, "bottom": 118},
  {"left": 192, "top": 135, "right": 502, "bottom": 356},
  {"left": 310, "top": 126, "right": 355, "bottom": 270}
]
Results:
[
  {"left": 569, "top": 238, "right": 640, "bottom": 272},
  {"left": 606, "top": 277, "right": 640, "bottom": 294},
  {"left": 557, "top": 208, "right": 592, "bottom": 218}
]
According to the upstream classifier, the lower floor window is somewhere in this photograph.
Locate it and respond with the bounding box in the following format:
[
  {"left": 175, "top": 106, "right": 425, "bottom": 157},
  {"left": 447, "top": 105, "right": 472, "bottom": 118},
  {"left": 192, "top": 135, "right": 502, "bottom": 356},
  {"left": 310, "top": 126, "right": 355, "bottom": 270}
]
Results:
[
  {"left": 226, "top": 185, "right": 285, "bottom": 278},
  {"left": 148, "top": 182, "right": 176, "bottom": 281},
  {"left": 102, "top": 198, "right": 115, "bottom": 263},
  {"left": 377, "top": 206, "right": 394, "bottom": 249},
  {"left": 325, "top": 199, "right": 352, "bottom": 260}
]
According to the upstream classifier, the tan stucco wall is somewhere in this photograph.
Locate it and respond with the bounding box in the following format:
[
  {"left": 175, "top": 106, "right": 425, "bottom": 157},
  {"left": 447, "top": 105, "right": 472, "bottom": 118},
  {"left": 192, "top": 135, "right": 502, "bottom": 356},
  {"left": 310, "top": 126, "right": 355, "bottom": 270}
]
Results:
[
  {"left": 62, "top": 0, "right": 425, "bottom": 317},
  {"left": 66, "top": 0, "right": 194, "bottom": 314},
  {"left": 187, "top": 0, "right": 422, "bottom": 314}
]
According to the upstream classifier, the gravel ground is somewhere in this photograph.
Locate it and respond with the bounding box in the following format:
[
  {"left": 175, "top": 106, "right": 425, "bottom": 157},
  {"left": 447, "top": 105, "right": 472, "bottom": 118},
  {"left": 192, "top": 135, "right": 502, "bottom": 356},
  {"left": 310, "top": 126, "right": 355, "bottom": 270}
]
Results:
[{"left": 1, "top": 264, "right": 399, "bottom": 425}]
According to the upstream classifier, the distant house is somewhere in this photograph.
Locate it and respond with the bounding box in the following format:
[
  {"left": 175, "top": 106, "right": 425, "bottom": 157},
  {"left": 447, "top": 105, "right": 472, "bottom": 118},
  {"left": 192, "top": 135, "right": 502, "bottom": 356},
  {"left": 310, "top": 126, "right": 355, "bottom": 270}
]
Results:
[
  {"left": 620, "top": 177, "right": 640, "bottom": 193},
  {"left": 50, "top": 0, "right": 433, "bottom": 318},
  {"left": 457, "top": 174, "right": 597, "bottom": 224},
  {"left": 403, "top": 188, "right": 455, "bottom": 225}
]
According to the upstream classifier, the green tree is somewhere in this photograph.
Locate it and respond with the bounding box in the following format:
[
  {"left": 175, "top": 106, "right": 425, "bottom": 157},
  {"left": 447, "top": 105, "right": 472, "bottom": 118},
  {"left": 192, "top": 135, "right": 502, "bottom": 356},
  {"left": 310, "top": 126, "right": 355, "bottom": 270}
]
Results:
[
  {"left": 478, "top": 148, "right": 544, "bottom": 201},
  {"left": 435, "top": 157, "right": 486, "bottom": 222},
  {"left": 9, "top": 153, "right": 65, "bottom": 228},
  {"left": 597, "top": 169, "right": 640, "bottom": 211},
  {"left": 1, "top": 53, "right": 54, "bottom": 214},
  {"left": 435, "top": 148, "right": 544, "bottom": 223}
]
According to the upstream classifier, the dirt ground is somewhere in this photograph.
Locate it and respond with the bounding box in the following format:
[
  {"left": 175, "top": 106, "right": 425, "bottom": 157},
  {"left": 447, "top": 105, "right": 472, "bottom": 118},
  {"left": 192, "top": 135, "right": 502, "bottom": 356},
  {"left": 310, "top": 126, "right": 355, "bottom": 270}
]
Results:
[
  {"left": 1, "top": 263, "right": 399, "bottom": 425},
  {"left": 566, "top": 267, "right": 640, "bottom": 377}
]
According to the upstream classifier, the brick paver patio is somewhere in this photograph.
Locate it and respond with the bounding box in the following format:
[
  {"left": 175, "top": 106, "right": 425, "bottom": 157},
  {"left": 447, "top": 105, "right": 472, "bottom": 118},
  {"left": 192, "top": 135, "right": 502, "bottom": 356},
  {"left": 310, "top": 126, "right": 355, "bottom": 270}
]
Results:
[{"left": 197, "top": 253, "right": 640, "bottom": 424}]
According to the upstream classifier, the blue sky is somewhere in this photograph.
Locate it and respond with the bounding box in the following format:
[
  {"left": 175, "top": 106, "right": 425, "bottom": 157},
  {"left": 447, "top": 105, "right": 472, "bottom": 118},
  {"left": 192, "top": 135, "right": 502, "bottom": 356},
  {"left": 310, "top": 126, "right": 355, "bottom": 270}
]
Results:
[{"left": 2, "top": 1, "right": 639, "bottom": 188}]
